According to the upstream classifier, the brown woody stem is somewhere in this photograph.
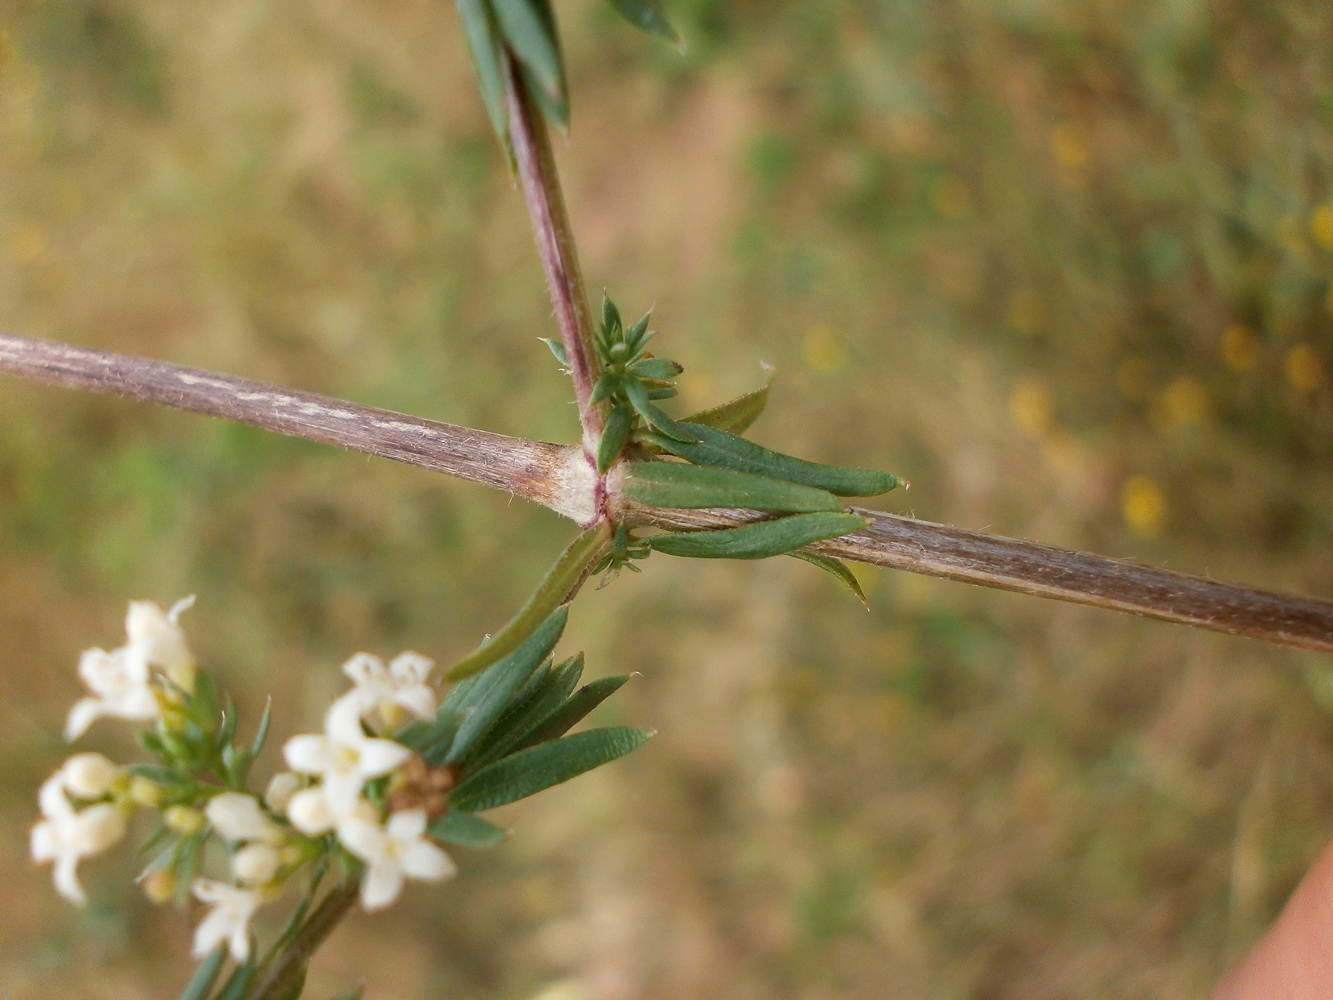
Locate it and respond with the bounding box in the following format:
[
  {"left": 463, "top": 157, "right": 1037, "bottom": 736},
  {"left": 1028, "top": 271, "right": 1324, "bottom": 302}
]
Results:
[
  {"left": 2, "top": 331, "right": 1330, "bottom": 653},
  {"left": 611, "top": 500, "right": 1333, "bottom": 654},
  {"left": 503, "top": 53, "right": 604, "bottom": 447},
  {"left": 0, "top": 332, "right": 597, "bottom": 525}
]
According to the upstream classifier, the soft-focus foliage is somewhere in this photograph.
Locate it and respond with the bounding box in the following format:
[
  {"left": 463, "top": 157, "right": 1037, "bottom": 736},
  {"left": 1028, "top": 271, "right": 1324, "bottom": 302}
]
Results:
[{"left": 0, "top": 1, "right": 1331, "bottom": 998}]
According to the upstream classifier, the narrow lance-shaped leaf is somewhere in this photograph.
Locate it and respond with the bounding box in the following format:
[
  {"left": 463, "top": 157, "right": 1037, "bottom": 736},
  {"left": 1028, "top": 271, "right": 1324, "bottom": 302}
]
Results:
[
  {"left": 456, "top": 0, "right": 510, "bottom": 153},
  {"left": 446, "top": 607, "right": 569, "bottom": 763},
  {"left": 447, "top": 523, "right": 610, "bottom": 681},
  {"left": 249, "top": 697, "right": 272, "bottom": 758},
  {"left": 518, "top": 61, "right": 570, "bottom": 131},
  {"left": 493, "top": 0, "right": 566, "bottom": 104},
  {"left": 647, "top": 422, "right": 902, "bottom": 497},
  {"left": 428, "top": 809, "right": 512, "bottom": 847},
  {"left": 451, "top": 726, "right": 652, "bottom": 812},
  {"left": 682, "top": 371, "right": 773, "bottom": 435},
  {"left": 178, "top": 945, "right": 227, "bottom": 1000},
  {"left": 472, "top": 654, "right": 586, "bottom": 766},
  {"left": 647, "top": 512, "right": 869, "bottom": 560},
  {"left": 622, "top": 376, "right": 694, "bottom": 442},
  {"left": 419, "top": 709, "right": 467, "bottom": 768},
  {"left": 598, "top": 403, "right": 632, "bottom": 473},
  {"left": 514, "top": 673, "right": 631, "bottom": 750},
  {"left": 212, "top": 960, "right": 257, "bottom": 1000},
  {"left": 621, "top": 461, "right": 844, "bottom": 512},
  {"left": 608, "top": 0, "right": 683, "bottom": 49},
  {"left": 788, "top": 551, "right": 869, "bottom": 608}
]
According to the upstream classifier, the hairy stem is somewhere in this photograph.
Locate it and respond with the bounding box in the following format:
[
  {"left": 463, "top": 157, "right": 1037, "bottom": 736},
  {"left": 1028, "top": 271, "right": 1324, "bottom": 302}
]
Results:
[
  {"left": 3, "top": 332, "right": 1330, "bottom": 653},
  {"left": 0, "top": 332, "right": 597, "bottom": 526},
  {"left": 249, "top": 878, "right": 361, "bottom": 1000},
  {"left": 613, "top": 500, "right": 1333, "bottom": 654},
  {"left": 503, "top": 52, "right": 604, "bottom": 446}
]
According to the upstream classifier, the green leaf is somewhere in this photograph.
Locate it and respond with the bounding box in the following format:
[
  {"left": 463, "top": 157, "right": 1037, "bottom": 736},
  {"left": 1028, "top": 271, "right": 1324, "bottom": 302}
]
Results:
[
  {"left": 597, "top": 403, "right": 632, "bottom": 473},
  {"left": 471, "top": 654, "right": 586, "bottom": 767},
  {"left": 647, "top": 511, "right": 868, "bottom": 559},
  {"left": 601, "top": 295, "right": 623, "bottom": 337},
  {"left": 451, "top": 727, "right": 652, "bottom": 812},
  {"left": 249, "top": 698, "right": 273, "bottom": 758},
  {"left": 446, "top": 607, "right": 569, "bottom": 763},
  {"left": 648, "top": 422, "right": 902, "bottom": 497},
  {"left": 515, "top": 673, "right": 631, "bottom": 749},
  {"left": 589, "top": 372, "right": 620, "bottom": 407},
  {"left": 627, "top": 357, "right": 682, "bottom": 381},
  {"left": 539, "top": 337, "right": 568, "bottom": 367},
  {"left": 520, "top": 61, "right": 570, "bottom": 131},
  {"left": 624, "top": 311, "right": 652, "bottom": 354},
  {"left": 326, "top": 990, "right": 365, "bottom": 1000},
  {"left": 607, "top": 0, "right": 683, "bottom": 48},
  {"left": 456, "top": 0, "right": 510, "bottom": 151},
  {"left": 621, "top": 461, "right": 844, "bottom": 512},
  {"left": 682, "top": 374, "right": 772, "bottom": 435},
  {"left": 787, "top": 552, "right": 869, "bottom": 608},
  {"left": 494, "top": 0, "right": 565, "bottom": 103},
  {"left": 447, "top": 523, "right": 610, "bottom": 681},
  {"left": 213, "top": 962, "right": 257, "bottom": 1000},
  {"left": 419, "top": 709, "right": 466, "bottom": 767},
  {"left": 179, "top": 945, "right": 227, "bottom": 1000},
  {"left": 429, "top": 809, "right": 512, "bottom": 846},
  {"left": 217, "top": 695, "right": 238, "bottom": 748}
]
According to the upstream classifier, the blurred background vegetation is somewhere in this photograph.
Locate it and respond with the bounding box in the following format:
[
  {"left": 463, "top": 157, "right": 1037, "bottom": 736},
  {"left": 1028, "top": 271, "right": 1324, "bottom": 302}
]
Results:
[{"left": 1, "top": 0, "right": 1332, "bottom": 996}]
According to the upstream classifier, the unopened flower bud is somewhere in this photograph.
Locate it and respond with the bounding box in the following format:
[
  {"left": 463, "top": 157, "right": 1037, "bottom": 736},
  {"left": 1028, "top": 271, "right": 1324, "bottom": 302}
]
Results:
[
  {"left": 62, "top": 753, "right": 123, "bottom": 799},
  {"left": 265, "top": 771, "right": 301, "bottom": 813},
  {"left": 128, "top": 775, "right": 163, "bottom": 808},
  {"left": 231, "top": 842, "right": 281, "bottom": 885},
  {"left": 164, "top": 805, "right": 205, "bottom": 836},
  {"left": 286, "top": 787, "right": 336, "bottom": 836},
  {"left": 206, "top": 793, "right": 280, "bottom": 843},
  {"left": 141, "top": 868, "right": 177, "bottom": 904}
]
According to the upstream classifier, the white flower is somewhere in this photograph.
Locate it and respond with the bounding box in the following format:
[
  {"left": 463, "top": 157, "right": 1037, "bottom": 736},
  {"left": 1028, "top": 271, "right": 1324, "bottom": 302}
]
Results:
[
  {"left": 231, "top": 843, "right": 281, "bottom": 885},
  {"left": 282, "top": 693, "right": 412, "bottom": 819},
  {"left": 191, "top": 879, "right": 264, "bottom": 962},
  {"left": 61, "top": 752, "right": 124, "bottom": 799},
  {"left": 285, "top": 785, "right": 338, "bottom": 836},
  {"left": 205, "top": 793, "right": 283, "bottom": 844},
  {"left": 126, "top": 595, "right": 195, "bottom": 682},
  {"left": 265, "top": 771, "right": 302, "bottom": 813},
  {"left": 31, "top": 772, "right": 128, "bottom": 906},
  {"left": 64, "top": 647, "right": 159, "bottom": 741},
  {"left": 336, "top": 807, "right": 455, "bottom": 911},
  {"left": 342, "top": 651, "right": 437, "bottom": 727}
]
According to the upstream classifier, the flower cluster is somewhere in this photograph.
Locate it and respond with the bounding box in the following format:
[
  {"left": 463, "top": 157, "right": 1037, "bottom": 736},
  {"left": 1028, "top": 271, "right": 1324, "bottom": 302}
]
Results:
[
  {"left": 31, "top": 595, "right": 648, "bottom": 994},
  {"left": 32, "top": 599, "right": 456, "bottom": 965}
]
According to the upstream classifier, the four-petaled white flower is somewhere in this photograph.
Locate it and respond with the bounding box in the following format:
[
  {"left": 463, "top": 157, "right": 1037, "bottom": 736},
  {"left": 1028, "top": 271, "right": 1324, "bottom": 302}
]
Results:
[
  {"left": 342, "top": 651, "right": 437, "bottom": 729},
  {"left": 64, "top": 646, "right": 159, "bottom": 741},
  {"left": 125, "top": 595, "right": 196, "bottom": 686},
  {"left": 336, "top": 807, "right": 456, "bottom": 911},
  {"left": 282, "top": 693, "right": 412, "bottom": 821},
  {"left": 30, "top": 769, "right": 128, "bottom": 906},
  {"left": 191, "top": 879, "right": 265, "bottom": 962}
]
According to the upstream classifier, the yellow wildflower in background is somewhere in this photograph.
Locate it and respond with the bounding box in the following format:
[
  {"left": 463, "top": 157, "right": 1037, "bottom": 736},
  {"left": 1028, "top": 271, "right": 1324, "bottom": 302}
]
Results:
[{"left": 1122, "top": 476, "right": 1166, "bottom": 538}]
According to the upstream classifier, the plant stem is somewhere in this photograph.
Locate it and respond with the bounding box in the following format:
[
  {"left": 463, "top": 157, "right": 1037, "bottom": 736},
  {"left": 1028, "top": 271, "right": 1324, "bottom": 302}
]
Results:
[
  {"left": 0, "top": 332, "right": 597, "bottom": 526},
  {"left": 503, "top": 52, "right": 605, "bottom": 447},
  {"left": 3, "top": 332, "right": 1330, "bottom": 653},
  {"left": 613, "top": 499, "right": 1333, "bottom": 654},
  {"left": 248, "top": 879, "right": 361, "bottom": 1000}
]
